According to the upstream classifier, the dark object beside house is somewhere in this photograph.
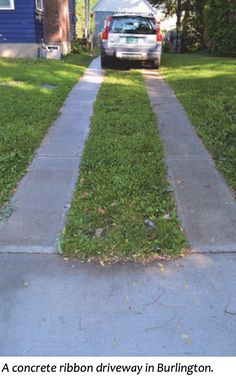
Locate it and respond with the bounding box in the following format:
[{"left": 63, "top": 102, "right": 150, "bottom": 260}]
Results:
[{"left": 163, "top": 30, "right": 183, "bottom": 53}]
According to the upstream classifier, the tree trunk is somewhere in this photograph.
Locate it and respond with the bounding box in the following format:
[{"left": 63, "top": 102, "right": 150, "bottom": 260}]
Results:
[{"left": 176, "top": 0, "right": 182, "bottom": 52}]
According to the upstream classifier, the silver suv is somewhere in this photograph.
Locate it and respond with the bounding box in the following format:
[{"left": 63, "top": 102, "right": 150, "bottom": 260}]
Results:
[{"left": 100, "top": 13, "right": 162, "bottom": 68}]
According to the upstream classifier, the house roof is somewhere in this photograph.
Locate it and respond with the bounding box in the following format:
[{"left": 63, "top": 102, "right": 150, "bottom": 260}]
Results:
[{"left": 93, "top": 0, "right": 156, "bottom": 14}]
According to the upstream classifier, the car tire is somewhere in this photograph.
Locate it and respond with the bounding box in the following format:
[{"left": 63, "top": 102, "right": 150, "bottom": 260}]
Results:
[
  {"left": 101, "top": 55, "right": 111, "bottom": 68},
  {"left": 152, "top": 59, "right": 160, "bottom": 69}
]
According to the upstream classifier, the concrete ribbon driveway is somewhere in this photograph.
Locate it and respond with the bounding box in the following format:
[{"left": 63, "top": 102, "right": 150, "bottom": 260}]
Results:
[{"left": 0, "top": 59, "right": 236, "bottom": 356}]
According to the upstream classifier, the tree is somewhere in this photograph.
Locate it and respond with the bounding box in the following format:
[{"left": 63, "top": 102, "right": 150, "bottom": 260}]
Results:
[
  {"left": 204, "top": 0, "right": 236, "bottom": 56},
  {"left": 150, "top": 0, "right": 236, "bottom": 56},
  {"left": 182, "top": 0, "right": 207, "bottom": 52},
  {"left": 76, "top": 0, "right": 98, "bottom": 38},
  {"left": 150, "top": 0, "right": 185, "bottom": 51},
  {"left": 175, "top": 0, "right": 182, "bottom": 52}
]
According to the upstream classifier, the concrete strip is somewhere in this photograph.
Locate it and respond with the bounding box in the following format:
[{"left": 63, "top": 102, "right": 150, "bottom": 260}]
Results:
[
  {"left": 0, "top": 253, "right": 236, "bottom": 356},
  {"left": 37, "top": 111, "right": 90, "bottom": 157},
  {"left": 143, "top": 70, "right": 236, "bottom": 253},
  {"left": 0, "top": 57, "right": 104, "bottom": 254}
]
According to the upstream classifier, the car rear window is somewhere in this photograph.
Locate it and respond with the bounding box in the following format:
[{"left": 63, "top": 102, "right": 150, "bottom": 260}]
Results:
[{"left": 110, "top": 16, "right": 156, "bottom": 35}]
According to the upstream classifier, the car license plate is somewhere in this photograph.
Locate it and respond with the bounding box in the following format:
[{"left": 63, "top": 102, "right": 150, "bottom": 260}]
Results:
[{"left": 126, "top": 37, "right": 138, "bottom": 44}]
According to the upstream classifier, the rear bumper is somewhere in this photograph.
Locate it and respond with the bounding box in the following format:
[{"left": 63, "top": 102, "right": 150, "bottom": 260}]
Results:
[{"left": 101, "top": 45, "right": 162, "bottom": 61}]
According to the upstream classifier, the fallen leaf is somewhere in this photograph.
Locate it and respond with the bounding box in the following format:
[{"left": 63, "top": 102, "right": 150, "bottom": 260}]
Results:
[
  {"left": 97, "top": 207, "right": 106, "bottom": 215},
  {"left": 181, "top": 333, "right": 192, "bottom": 345},
  {"left": 157, "top": 263, "right": 165, "bottom": 271},
  {"left": 94, "top": 228, "right": 104, "bottom": 238},
  {"left": 185, "top": 339, "right": 192, "bottom": 345}
]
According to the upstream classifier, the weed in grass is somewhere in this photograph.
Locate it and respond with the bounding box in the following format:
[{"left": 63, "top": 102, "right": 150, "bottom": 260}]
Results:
[{"left": 0, "top": 200, "right": 16, "bottom": 223}]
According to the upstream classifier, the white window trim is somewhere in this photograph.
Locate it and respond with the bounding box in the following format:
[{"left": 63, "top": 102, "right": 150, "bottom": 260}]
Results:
[
  {"left": 0, "top": 0, "right": 15, "bottom": 10},
  {"left": 35, "top": 0, "right": 44, "bottom": 12}
]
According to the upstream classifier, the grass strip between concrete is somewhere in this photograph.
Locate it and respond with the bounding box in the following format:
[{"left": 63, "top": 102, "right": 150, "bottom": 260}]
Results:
[{"left": 62, "top": 69, "right": 188, "bottom": 262}]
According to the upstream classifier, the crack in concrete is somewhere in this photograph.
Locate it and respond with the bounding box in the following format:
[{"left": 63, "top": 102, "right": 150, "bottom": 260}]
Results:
[{"left": 141, "top": 288, "right": 166, "bottom": 307}]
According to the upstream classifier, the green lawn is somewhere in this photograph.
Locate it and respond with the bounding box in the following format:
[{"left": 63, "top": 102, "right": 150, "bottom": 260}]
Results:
[
  {"left": 62, "top": 69, "right": 187, "bottom": 262},
  {"left": 161, "top": 54, "right": 236, "bottom": 194},
  {"left": 0, "top": 53, "right": 94, "bottom": 209}
]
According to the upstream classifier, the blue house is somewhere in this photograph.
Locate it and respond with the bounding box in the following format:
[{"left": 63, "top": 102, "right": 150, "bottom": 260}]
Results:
[{"left": 0, "top": 0, "right": 76, "bottom": 58}]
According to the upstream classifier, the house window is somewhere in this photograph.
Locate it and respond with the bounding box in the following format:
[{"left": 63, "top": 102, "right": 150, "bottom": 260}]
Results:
[
  {"left": 36, "top": 0, "right": 43, "bottom": 12},
  {"left": 0, "top": 0, "right": 15, "bottom": 10}
]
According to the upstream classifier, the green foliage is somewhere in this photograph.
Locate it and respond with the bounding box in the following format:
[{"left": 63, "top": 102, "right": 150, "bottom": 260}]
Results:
[
  {"left": 71, "top": 39, "right": 94, "bottom": 54},
  {"left": 161, "top": 54, "right": 236, "bottom": 193},
  {"left": 62, "top": 69, "right": 187, "bottom": 261},
  {"left": 182, "top": 0, "right": 206, "bottom": 52},
  {"left": 150, "top": 0, "right": 177, "bottom": 15},
  {"left": 71, "top": 40, "right": 83, "bottom": 54},
  {"left": 204, "top": 0, "right": 236, "bottom": 56},
  {"left": 0, "top": 53, "right": 94, "bottom": 209},
  {"left": 76, "top": 0, "right": 99, "bottom": 37},
  {"left": 151, "top": 0, "right": 236, "bottom": 56}
]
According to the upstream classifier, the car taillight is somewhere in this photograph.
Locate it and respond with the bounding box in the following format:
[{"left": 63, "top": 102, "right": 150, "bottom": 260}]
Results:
[
  {"left": 157, "top": 32, "right": 163, "bottom": 42},
  {"left": 153, "top": 17, "right": 163, "bottom": 42},
  {"left": 102, "top": 16, "right": 112, "bottom": 41}
]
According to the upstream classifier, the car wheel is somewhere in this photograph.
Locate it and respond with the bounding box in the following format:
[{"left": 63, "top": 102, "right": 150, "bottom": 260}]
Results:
[
  {"left": 152, "top": 59, "right": 160, "bottom": 69},
  {"left": 101, "top": 55, "right": 111, "bottom": 68}
]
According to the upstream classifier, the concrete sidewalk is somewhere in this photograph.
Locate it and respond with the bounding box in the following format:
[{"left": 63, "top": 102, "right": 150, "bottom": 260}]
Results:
[
  {"left": 144, "top": 70, "right": 236, "bottom": 254},
  {"left": 0, "top": 252, "right": 236, "bottom": 356},
  {"left": 0, "top": 57, "right": 104, "bottom": 254}
]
